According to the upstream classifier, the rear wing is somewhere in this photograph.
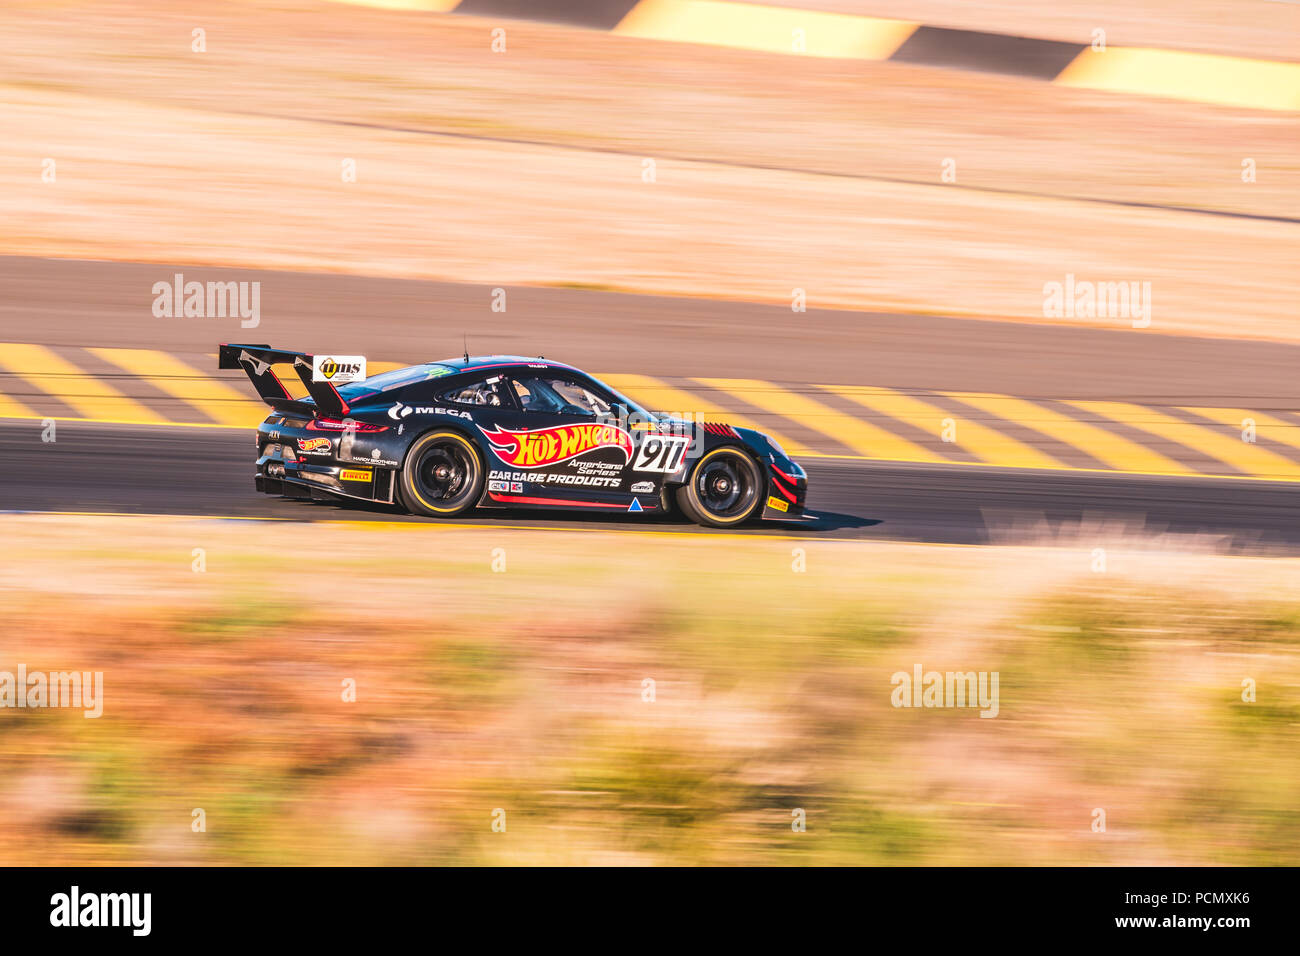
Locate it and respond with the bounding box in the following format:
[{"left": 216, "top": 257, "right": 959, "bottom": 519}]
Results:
[{"left": 218, "top": 344, "right": 352, "bottom": 419}]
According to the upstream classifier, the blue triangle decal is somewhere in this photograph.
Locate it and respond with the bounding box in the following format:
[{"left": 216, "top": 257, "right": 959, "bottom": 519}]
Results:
[{"left": 628, "top": 497, "right": 644, "bottom": 513}]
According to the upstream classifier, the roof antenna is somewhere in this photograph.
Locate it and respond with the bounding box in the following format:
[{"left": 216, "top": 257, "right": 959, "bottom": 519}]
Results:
[{"left": 463, "top": 333, "right": 469, "bottom": 364}]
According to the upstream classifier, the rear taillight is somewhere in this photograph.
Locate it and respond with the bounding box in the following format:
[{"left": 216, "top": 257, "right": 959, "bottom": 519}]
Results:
[{"left": 307, "top": 418, "right": 389, "bottom": 433}]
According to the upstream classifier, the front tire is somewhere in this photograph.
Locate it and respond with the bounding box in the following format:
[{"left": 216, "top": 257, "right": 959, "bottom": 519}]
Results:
[
  {"left": 676, "top": 446, "right": 763, "bottom": 528},
  {"left": 399, "top": 429, "right": 484, "bottom": 518}
]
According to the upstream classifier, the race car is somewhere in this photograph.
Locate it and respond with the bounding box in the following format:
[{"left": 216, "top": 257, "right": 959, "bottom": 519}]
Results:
[{"left": 218, "top": 344, "right": 808, "bottom": 527}]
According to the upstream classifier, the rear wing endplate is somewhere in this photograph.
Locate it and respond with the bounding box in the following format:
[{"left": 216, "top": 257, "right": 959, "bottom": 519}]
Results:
[{"left": 218, "top": 344, "right": 351, "bottom": 419}]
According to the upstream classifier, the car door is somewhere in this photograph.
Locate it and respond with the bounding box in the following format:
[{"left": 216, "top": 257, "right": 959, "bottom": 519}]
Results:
[{"left": 493, "top": 371, "right": 643, "bottom": 504}]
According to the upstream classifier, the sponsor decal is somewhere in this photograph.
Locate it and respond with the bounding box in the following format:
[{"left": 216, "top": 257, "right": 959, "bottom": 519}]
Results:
[
  {"left": 339, "top": 468, "right": 373, "bottom": 482},
  {"left": 479, "top": 422, "right": 633, "bottom": 469},
  {"left": 388, "top": 402, "right": 471, "bottom": 421},
  {"left": 297, "top": 437, "right": 332, "bottom": 455},
  {"left": 488, "top": 479, "right": 508, "bottom": 492},
  {"left": 313, "top": 355, "right": 366, "bottom": 383},
  {"left": 766, "top": 495, "right": 789, "bottom": 512},
  {"left": 356, "top": 447, "right": 399, "bottom": 466},
  {"left": 628, "top": 497, "right": 644, "bottom": 513},
  {"left": 510, "top": 481, "right": 523, "bottom": 493},
  {"left": 539, "top": 473, "right": 620, "bottom": 488},
  {"left": 630, "top": 480, "right": 654, "bottom": 494}
]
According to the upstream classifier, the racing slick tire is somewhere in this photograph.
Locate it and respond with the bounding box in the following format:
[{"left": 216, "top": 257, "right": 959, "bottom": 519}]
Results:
[
  {"left": 676, "top": 446, "right": 763, "bottom": 528},
  {"left": 399, "top": 429, "right": 485, "bottom": 518}
]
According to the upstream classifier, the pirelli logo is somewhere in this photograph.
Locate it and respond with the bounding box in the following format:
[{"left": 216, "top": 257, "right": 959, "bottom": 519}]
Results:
[{"left": 339, "top": 468, "right": 373, "bottom": 482}]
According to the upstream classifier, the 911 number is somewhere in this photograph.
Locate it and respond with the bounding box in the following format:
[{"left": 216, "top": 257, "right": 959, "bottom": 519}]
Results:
[{"left": 633, "top": 435, "right": 690, "bottom": 473}]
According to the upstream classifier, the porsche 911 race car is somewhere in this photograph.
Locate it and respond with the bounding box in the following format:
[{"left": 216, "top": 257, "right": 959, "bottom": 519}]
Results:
[{"left": 218, "top": 344, "right": 808, "bottom": 527}]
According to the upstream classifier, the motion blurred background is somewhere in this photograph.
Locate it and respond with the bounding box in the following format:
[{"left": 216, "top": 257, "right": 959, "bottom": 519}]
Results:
[{"left": 0, "top": 0, "right": 1297, "bottom": 865}]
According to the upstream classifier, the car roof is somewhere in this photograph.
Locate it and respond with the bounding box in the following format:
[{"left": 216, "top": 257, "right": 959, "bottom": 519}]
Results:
[
  {"left": 346, "top": 356, "right": 658, "bottom": 419},
  {"left": 429, "top": 355, "right": 583, "bottom": 375}
]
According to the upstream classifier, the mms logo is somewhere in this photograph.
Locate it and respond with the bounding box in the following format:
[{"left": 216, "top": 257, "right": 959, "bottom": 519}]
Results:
[{"left": 319, "top": 357, "right": 360, "bottom": 380}]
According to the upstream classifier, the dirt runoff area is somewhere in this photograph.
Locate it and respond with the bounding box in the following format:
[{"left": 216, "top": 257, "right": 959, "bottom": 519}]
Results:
[
  {"left": 0, "top": 0, "right": 1296, "bottom": 340},
  {"left": 1, "top": 513, "right": 1298, "bottom": 865}
]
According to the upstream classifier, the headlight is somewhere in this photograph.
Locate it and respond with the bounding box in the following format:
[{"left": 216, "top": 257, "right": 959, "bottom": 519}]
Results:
[{"left": 766, "top": 436, "right": 790, "bottom": 460}]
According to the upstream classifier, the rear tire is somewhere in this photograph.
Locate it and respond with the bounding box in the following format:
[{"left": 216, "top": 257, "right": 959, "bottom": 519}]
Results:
[
  {"left": 676, "top": 446, "right": 763, "bottom": 528},
  {"left": 400, "top": 429, "right": 484, "bottom": 518}
]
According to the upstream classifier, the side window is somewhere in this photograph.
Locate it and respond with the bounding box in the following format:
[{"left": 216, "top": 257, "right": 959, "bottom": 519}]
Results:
[
  {"left": 441, "top": 377, "right": 511, "bottom": 408},
  {"left": 511, "top": 376, "right": 612, "bottom": 417}
]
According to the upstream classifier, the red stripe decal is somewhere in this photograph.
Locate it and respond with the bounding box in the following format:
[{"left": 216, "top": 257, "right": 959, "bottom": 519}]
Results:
[
  {"left": 771, "top": 475, "right": 798, "bottom": 502},
  {"left": 326, "top": 383, "right": 350, "bottom": 416},
  {"left": 488, "top": 493, "right": 632, "bottom": 509},
  {"left": 770, "top": 462, "right": 800, "bottom": 485},
  {"left": 268, "top": 370, "right": 292, "bottom": 399}
]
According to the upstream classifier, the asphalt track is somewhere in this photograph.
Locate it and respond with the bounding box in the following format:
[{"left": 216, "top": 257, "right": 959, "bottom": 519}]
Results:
[
  {"left": 5, "top": 255, "right": 1300, "bottom": 406},
  {"left": 3, "top": 256, "right": 1300, "bottom": 550},
  {"left": 4, "top": 420, "right": 1300, "bottom": 551}
]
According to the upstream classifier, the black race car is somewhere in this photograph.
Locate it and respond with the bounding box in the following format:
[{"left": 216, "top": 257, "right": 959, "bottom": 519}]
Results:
[{"left": 218, "top": 345, "right": 808, "bottom": 528}]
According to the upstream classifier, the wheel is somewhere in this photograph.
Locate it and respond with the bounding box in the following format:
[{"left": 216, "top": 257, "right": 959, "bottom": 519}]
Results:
[
  {"left": 399, "top": 429, "right": 484, "bottom": 518},
  {"left": 675, "top": 446, "right": 763, "bottom": 528}
]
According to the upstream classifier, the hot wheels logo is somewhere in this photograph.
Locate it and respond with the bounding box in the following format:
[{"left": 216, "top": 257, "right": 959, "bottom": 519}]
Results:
[{"left": 479, "top": 422, "right": 633, "bottom": 469}]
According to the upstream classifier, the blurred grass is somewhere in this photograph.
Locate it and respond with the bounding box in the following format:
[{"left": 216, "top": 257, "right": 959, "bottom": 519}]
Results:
[{"left": 0, "top": 516, "right": 1298, "bottom": 865}]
